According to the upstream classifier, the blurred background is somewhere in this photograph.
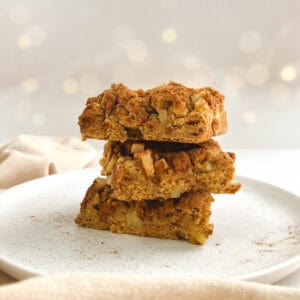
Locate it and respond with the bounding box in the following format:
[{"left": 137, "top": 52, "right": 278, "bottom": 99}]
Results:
[{"left": 1, "top": 0, "right": 299, "bottom": 147}]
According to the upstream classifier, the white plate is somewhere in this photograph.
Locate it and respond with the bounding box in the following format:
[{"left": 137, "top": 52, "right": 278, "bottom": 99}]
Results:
[{"left": 0, "top": 168, "right": 299, "bottom": 283}]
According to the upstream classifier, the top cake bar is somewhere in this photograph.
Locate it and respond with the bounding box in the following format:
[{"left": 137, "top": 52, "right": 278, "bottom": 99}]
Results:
[{"left": 79, "top": 81, "right": 227, "bottom": 144}]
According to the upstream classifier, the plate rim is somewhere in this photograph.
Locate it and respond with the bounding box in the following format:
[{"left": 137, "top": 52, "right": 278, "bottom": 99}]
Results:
[{"left": 0, "top": 169, "right": 299, "bottom": 282}]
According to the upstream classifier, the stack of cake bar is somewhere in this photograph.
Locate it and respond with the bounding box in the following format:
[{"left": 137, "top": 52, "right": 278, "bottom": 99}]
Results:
[{"left": 75, "top": 82, "right": 240, "bottom": 244}]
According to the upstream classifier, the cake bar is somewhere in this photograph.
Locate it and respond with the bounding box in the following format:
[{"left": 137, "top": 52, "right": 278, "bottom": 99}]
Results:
[
  {"left": 75, "top": 178, "right": 214, "bottom": 244},
  {"left": 79, "top": 81, "right": 227, "bottom": 144},
  {"left": 101, "top": 139, "right": 240, "bottom": 201}
]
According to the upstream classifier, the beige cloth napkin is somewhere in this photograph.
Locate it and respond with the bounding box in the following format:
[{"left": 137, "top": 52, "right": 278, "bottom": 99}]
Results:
[
  {"left": 0, "top": 135, "right": 99, "bottom": 189},
  {"left": 0, "top": 273, "right": 299, "bottom": 300},
  {"left": 0, "top": 135, "right": 299, "bottom": 299}
]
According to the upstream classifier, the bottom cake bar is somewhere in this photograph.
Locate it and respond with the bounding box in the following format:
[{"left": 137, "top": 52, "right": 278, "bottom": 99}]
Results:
[{"left": 75, "top": 178, "right": 214, "bottom": 244}]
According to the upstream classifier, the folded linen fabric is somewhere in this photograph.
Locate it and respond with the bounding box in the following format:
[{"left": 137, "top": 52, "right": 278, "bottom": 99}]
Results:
[
  {"left": 0, "top": 272, "right": 299, "bottom": 300},
  {"left": 0, "top": 135, "right": 98, "bottom": 189}
]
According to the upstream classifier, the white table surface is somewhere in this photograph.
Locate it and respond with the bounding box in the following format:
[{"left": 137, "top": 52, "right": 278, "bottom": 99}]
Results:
[{"left": 0, "top": 148, "right": 300, "bottom": 287}]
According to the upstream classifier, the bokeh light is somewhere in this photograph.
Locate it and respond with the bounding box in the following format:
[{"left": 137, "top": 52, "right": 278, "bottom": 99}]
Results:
[
  {"left": 242, "top": 110, "right": 256, "bottom": 124},
  {"left": 161, "top": 27, "right": 177, "bottom": 44},
  {"left": 17, "top": 25, "right": 46, "bottom": 49},
  {"left": 27, "top": 25, "right": 46, "bottom": 46},
  {"left": 21, "top": 78, "right": 39, "bottom": 93},
  {"left": 125, "top": 40, "right": 149, "bottom": 63},
  {"left": 160, "top": 0, "right": 179, "bottom": 9},
  {"left": 62, "top": 78, "right": 79, "bottom": 95},
  {"left": 17, "top": 34, "right": 31, "bottom": 49},
  {"left": 183, "top": 54, "right": 201, "bottom": 70},
  {"left": 280, "top": 65, "right": 297, "bottom": 82}
]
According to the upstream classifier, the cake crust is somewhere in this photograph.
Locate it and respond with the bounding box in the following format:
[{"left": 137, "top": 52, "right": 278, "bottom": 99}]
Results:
[
  {"left": 101, "top": 139, "right": 240, "bottom": 201},
  {"left": 79, "top": 81, "right": 227, "bottom": 144},
  {"left": 75, "top": 178, "right": 214, "bottom": 245}
]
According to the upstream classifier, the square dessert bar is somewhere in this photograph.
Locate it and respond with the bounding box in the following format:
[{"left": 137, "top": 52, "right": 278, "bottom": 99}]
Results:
[
  {"left": 79, "top": 81, "right": 227, "bottom": 144},
  {"left": 101, "top": 139, "right": 241, "bottom": 201},
  {"left": 75, "top": 178, "right": 214, "bottom": 245}
]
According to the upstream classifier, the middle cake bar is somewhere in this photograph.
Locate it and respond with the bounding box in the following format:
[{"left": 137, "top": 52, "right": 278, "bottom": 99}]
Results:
[{"left": 101, "top": 139, "right": 241, "bottom": 201}]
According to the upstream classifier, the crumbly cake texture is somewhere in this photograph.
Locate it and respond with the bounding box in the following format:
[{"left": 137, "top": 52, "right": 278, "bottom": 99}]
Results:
[
  {"left": 101, "top": 139, "right": 240, "bottom": 201},
  {"left": 79, "top": 81, "right": 227, "bottom": 144},
  {"left": 75, "top": 178, "right": 214, "bottom": 245}
]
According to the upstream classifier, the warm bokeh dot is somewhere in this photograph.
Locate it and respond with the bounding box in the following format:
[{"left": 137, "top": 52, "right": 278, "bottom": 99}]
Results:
[
  {"left": 17, "top": 26, "right": 46, "bottom": 49},
  {"left": 280, "top": 65, "right": 297, "bottom": 82},
  {"left": 183, "top": 55, "right": 201, "bottom": 70},
  {"left": 62, "top": 78, "right": 79, "bottom": 95},
  {"left": 21, "top": 78, "right": 39, "bottom": 94},
  {"left": 17, "top": 34, "right": 31, "bottom": 49},
  {"left": 125, "top": 40, "right": 149, "bottom": 63},
  {"left": 160, "top": 0, "right": 179, "bottom": 9},
  {"left": 161, "top": 27, "right": 177, "bottom": 44},
  {"left": 27, "top": 25, "right": 46, "bottom": 46},
  {"left": 242, "top": 110, "right": 256, "bottom": 124}
]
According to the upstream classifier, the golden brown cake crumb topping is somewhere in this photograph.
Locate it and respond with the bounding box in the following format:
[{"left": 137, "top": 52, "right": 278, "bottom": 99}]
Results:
[{"left": 79, "top": 81, "right": 227, "bottom": 143}]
